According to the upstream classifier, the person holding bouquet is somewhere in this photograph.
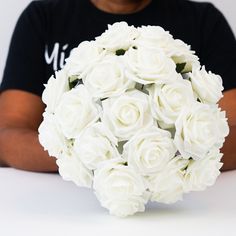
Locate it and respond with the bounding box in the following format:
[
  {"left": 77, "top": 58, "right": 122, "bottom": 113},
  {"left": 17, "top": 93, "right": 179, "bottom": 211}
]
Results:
[{"left": 0, "top": 0, "right": 236, "bottom": 172}]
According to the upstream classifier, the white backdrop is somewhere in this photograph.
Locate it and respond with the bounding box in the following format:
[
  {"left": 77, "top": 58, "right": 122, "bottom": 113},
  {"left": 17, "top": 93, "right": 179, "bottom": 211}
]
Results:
[{"left": 0, "top": 0, "right": 236, "bottom": 82}]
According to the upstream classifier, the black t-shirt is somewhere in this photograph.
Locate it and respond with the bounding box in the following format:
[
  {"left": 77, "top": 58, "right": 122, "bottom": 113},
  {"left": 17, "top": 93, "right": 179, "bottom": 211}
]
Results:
[{"left": 1, "top": 0, "right": 236, "bottom": 96}]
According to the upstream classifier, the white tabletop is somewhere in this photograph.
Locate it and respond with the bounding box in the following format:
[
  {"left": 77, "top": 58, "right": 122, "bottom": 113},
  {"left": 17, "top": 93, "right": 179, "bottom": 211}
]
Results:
[{"left": 0, "top": 168, "right": 235, "bottom": 236}]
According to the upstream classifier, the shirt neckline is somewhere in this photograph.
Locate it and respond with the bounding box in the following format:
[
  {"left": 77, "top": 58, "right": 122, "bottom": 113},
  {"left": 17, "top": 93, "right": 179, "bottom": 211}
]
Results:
[{"left": 85, "top": 0, "right": 156, "bottom": 21}]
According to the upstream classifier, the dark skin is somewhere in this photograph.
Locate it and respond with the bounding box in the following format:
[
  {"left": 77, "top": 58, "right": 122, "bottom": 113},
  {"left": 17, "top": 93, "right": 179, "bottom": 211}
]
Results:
[{"left": 0, "top": 0, "right": 235, "bottom": 172}]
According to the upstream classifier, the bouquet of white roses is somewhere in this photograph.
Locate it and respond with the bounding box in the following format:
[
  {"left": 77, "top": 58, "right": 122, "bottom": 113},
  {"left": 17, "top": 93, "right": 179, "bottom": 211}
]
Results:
[{"left": 39, "top": 22, "right": 229, "bottom": 217}]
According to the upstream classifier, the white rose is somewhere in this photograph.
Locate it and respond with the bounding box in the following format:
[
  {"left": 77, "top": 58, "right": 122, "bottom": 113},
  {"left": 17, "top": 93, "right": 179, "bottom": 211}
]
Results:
[
  {"left": 42, "top": 70, "right": 69, "bottom": 114},
  {"left": 38, "top": 113, "right": 71, "bottom": 158},
  {"left": 64, "top": 41, "right": 105, "bottom": 76},
  {"left": 102, "top": 89, "right": 154, "bottom": 141},
  {"left": 148, "top": 156, "right": 189, "bottom": 204},
  {"left": 123, "top": 126, "right": 177, "bottom": 175},
  {"left": 125, "top": 46, "right": 177, "bottom": 85},
  {"left": 95, "top": 22, "right": 139, "bottom": 52},
  {"left": 189, "top": 66, "right": 223, "bottom": 104},
  {"left": 82, "top": 56, "right": 135, "bottom": 99},
  {"left": 102, "top": 196, "right": 148, "bottom": 218},
  {"left": 134, "top": 25, "right": 175, "bottom": 56},
  {"left": 174, "top": 102, "right": 229, "bottom": 160},
  {"left": 74, "top": 122, "right": 120, "bottom": 170},
  {"left": 148, "top": 78, "right": 195, "bottom": 129},
  {"left": 171, "top": 39, "right": 200, "bottom": 73},
  {"left": 57, "top": 152, "right": 93, "bottom": 188},
  {"left": 55, "top": 85, "right": 100, "bottom": 139},
  {"left": 183, "top": 149, "right": 223, "bottom": 192},
  {"left": 93, "top": 158, "right": 148, "bottom": 217}
]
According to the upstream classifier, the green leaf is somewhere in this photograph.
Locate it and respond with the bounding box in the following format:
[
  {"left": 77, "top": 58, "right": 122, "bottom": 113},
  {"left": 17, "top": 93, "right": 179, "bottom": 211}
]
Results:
[
  {"left": 197, "top": 98, "right": 201, "bottom": 103},
  {"left": 101, "top": 97, "right": 108, "bottom": 102},
  {"left": 116, "top": 49, "right": 126, "bottom": 56},
  {"left": 68, "top": 76, "right": 80, "bottom": 90},
  {"left": 176, "top": 63, "right": 187, "bottom": 73}
]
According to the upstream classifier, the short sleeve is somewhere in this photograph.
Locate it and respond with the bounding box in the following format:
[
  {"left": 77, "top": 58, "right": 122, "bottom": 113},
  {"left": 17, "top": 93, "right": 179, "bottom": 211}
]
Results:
[
  {"left": 199, "top": 3, "right": 236, "bottom": 91},
  {"left": 0, "top": 1, "right": 46, "bottom": 96}
]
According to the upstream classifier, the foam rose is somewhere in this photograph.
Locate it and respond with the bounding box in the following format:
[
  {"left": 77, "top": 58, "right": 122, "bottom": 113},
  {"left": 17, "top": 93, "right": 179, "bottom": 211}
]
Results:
[
  {"left": 57, "top": 152, "right": 93, "bottom": 188},
  {"left": 171, "top": 39, "right": 200, "bottom": 73},
  {"left": 183, "top": 149, "right": 223, "bottom": 192},
  {"left": 74, "top": 122, "right": 120, "bottom": 170},
  {"left": 82, "top": 56, "right": 135, "bottom": 100},
  {"left": 134, "top": 25, "right": 175, "bottom": 56},
  {"left": 174, "top": 103, "right": 229, "bottom": 160},
  {"left": 148, "top": 156, "right": 189, "bottom": 204},
  {"left": 123, "top": 126, "right": 176, "bottom": 175},
  {"left": 148, "top": 78, "right": 195, "bottom": 129},
  {"left": 95, "top": 22, "right": 139, "bottom": 52},
  {"left": 102, "top": 89, "right": 154, "bottom": 141},
  {"left": 125, "top": 46, "right": 177, "bottom": 85},
  {"left": 55, "top": 85, "right": 101, "bottom": 139},
  {"left": 42, "top": 70, "right": 69, "bottom": 114},
  {"left": 189, "top": 66, "right": 223, "bottom": 104},
  {"left": 65, "top": 41, "right": 105, "bottom": 76},
  {"left": 94, "top": 158, "right": 148, "bottom": 217},
  {"left": 38, "top": 113, "right": 71, "bottom": 158}
]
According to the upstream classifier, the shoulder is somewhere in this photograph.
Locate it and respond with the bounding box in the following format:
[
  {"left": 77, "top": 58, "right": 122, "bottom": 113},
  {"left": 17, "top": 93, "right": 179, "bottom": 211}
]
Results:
[
  {"left": 171, "top": 0, "right": 216, "bottom": 10},
  {"left": 169, "top": 0, "right": 222, "bottom": 18},
  {"left": 22, "top": 0, "right": 80, "bottom": 17},
  {"left": 168, "top": 0, "right": 228, "bottom": 32},
  {"left": 28, "top": 0, "right": 73, "bottom": 9},
  {"left": 18, "top": 0, "right": 82, "bottom": 30}
]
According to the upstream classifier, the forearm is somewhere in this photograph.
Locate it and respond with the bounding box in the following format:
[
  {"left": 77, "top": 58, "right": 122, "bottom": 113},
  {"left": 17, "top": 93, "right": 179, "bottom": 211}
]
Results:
[
  {"left": 221, "top": 125, "right": 236, "bottom": 171},
  {"left": 0, "top": 127, "right": 58, "bottom": 172}
]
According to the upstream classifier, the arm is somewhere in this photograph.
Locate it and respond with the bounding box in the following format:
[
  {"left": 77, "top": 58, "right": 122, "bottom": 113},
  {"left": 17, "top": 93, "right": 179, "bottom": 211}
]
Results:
[
  {"left": 197, "top": 4, "right": 236, "bottom": 171},
  {"left": 219, "top": 88, "right": 236, "bottom": 171},
  {"left": 0, "top": 90, "right": 57, "bottom": 172}
]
